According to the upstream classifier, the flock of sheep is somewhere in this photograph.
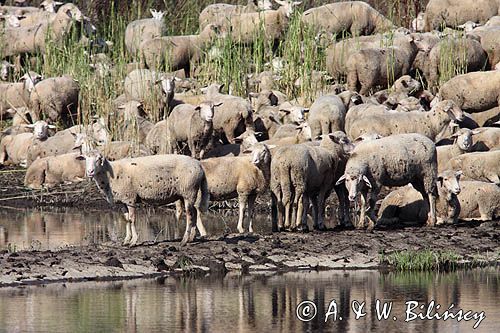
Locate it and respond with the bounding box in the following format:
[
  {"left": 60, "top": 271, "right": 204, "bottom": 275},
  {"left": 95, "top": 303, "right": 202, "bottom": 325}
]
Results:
[{"left": 0, "top": 0, "right": 499, "bottom": 247}]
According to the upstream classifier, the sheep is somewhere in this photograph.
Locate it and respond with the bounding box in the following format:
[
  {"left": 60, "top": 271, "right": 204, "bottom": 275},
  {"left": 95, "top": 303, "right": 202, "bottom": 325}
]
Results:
[
  {"left": 0, "top": 120, "right": 54, "bottom": 166},
  {"left": 439, "top": 70, "right": 500, "bottom": 113},
  {"left": 424, "top": 0, "right": 500, "bottom": 31},
  {"left": 264, "top": 122, "right": 312, "bottom": 146},
  {"left": 204, "top": 83, "right": 254, "bottom": 144},
  {"left": 5, "top": 106, "right": 32, "bottom": 126},
  {"left": 203, "top": 129, "right": 261, "bottom": 158},
  {"left": 0, "top": 12, "right": 23, "bottom": 28},
  {"left": 471, "top": 127, "right": 500, "bottom": 150},
  {"left": 336, "top": 133, "right": 439, "bottom": 229},
  {"left": 54, "top": 117, "right": 110, "bottom": 146},
  {"left": 0, "top": 61, "right": 14, "bottom": 81},
  {"left": 453, "top": 180, "right": 500, "bottom": 221},
  {"left": 217, "top": 0, "right": 301, "bottom": 45},
  {"left": 0, "top": 71, "right": 41, "bottom": 117},
  {"left": 125, "top": 9, "right": 166, "bottom": 55},
  {"left": 449, "top": 150, "right": 500, "bottom": 184},
  {"left": 423, "top": 37, "right": 488, "bottom": 91},
  {"left": 97, "top": 141, "right": 151, "bottom": 161},
  {"left": 166, "top": 101, "right": 221, "bottom": 159},
  {"left": 271, "top": 132, "right": 354, "bottom": 232},
  {"left": 378, "top": 170, "right": 463, "bottom": 226},
  {"left": 24, "top": 152, "right": 85, "bottom": 189},
  {"left": 199, "top": 0, "right": 272, "bottom": 30},
  {"left": 307, "top": 92, "right": 363, "bottom": 138},
  {"left": 277, "top": 104, "right": 307, "bottom": 125},
  {"left": 123, "top": 69, "right": 176, "bottom": 121},
  {"left": 28, "top": 75, "right": 80, "bottom": 126},
  {"left": 301, "top": 1, "right": 395, "bottom": 36},
  {"left": 82, "top": 151, "right": 209, "bottom": 246},
  {"left": 140, "top": 24, "right": 222, "bottom": 77},
  {"left": 197, "top": 143, "right": 271, "bottom": 233},
  {"left": 345, "top": 100, "right": 465, "bottom": 143},
  {"left": 26, "top": 130, "right": 85, "bottom": 166},
  {"left": 0, "top": 3, "right": 84, "bottom": 57},
  {"left": 437, "top": 128, "right": 476, "bottom": 172},
  {"left": 469, "top": 107, "right": 500, "bottom": 127}
]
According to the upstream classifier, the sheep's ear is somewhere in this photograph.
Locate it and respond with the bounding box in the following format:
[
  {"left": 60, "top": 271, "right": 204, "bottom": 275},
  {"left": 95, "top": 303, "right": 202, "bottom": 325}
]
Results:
[
  {"left": 75, "top": 155, "right": 85, "bottom": 161},
  {"left": 362, "top": 175, "right": 372, "bottom": 188},
  {"left": 195, "top": 106, "right": 201, "bottom": 111},
  {"left": 266, "top": 144, "right": 277, "bottom": 149},
  {"left": 70, "top": 132, "right": 78, "bottom": 138},
  {"left": 303, "top": 108, "right": 309, "bottom": 113},
  {"left": 437, "top": 175, "right": 443, "bottom": 186},
  {"left": 471, "top": 128, "right": 484, "bottom": 135},
  {"left": 401, "top": 80, "right": 409, "bottom": 88},
  {"left": 26, "top": 124, "right": 35, "bottom": 129},
  {"left": 48, "top": 124, "right": 56, "bottom": 129},
  {"left": 213, "top": 102, "right": 223, "bottom": 107},
  {"left": 279, "top": 109, "right": 291, "bottom": 115},
  {"left": 5, "top": 108, "right": 15, "bottom": 114},
  {"left": 455, "top": 170, "right": 463, "bottom": 179},
  {"left": 335, "top": 174, "right": 346, "bottom": 186}
]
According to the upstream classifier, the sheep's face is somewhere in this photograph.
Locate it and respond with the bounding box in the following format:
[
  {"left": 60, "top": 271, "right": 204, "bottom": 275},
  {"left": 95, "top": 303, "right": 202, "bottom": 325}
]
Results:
[
  {"left": 30, "top": 121, "right": 53, "bottom": 140},
  {"left": 251, "top": 144, "right": 271, "bottom": 165},
  {"left": 411, "top": 12, "right": 425, "bottom": 32},
  {"left": 60, "top": 4, "right": 84, "bottom": 22},
  {"left": 0, "top": 61, "right": 13, "bottom": 81},
  {"left": 336, "top": 173, "right": 372, "bottom": 202},
  {"left": 275, "top": 0, "right": 301, "bottom": 18},
  {"left": 5, "top": 15, "right": 21, "bottom": 28},
  {"left": 84, "top": 152, "right": 104, "bottom": 178},
  {"left": 396, "top": 76, "right": 421, "bottom": 94},
  {"left": 281, "top": 107, "right": 305, "bottom": 124},
  {"left": 296, "top": 122, "right": 312, "bottom": 140},
  {"left": 442, "top": 101, "right": 464, "bottom": 122},
  {"left": 40, "top": 0, "right": 63, "bottom": 13},
  {"left": 438, "top": 170, "right": 462, "bottom": 195},
  {"left": 235, "top": 130, "right": 259, "bottom": 151},
  {"left": 20, "top": 72, "right": 43, "bottom": 92},
  {"left": 196, "top": 102, "right": 216, "bottom": 122},
  {"left": 150, "top": 9, "right": 165, "bottom": 20},
  {"left": 161, "top": 77, "right": 175, "bottom": 96},
  {"left": 454, "top": 129, "right": 473, "bottom": 151},
  {"left": 411, "top": 33, "right": 436, "bottom": 53}
]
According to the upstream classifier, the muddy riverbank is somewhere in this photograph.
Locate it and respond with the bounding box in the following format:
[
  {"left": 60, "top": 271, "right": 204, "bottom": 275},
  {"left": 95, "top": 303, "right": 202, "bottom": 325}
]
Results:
[{"left": 1, "top": 220, "right": 499, "bottom": 287}]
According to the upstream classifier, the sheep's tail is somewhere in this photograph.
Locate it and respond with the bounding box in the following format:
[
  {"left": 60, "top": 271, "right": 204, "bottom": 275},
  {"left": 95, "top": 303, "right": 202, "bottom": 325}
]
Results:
[{"left": 197, "top": 175, "right": 210, "bottom": 213}]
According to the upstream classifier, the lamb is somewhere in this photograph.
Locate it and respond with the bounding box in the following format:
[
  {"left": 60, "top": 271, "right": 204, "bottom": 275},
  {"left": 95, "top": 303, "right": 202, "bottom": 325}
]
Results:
[
  {"left": 0, "top": 120, "right": 54, "bottom": 166},
  {"left": 28, "top": 75, "right": 80, "bottom": 126},
  {"left": 123, "top": 69, "right": 176, "bottom": 121},
  {"left": 203, "top": 84, "right": 254, "bottom": 143},
  {"left": 437, "top": 128, "right": 476, "bottom": 172},
  {"left": 197, "top": 143, "right": 271, "bottom": 233},
  {"left": 166, "top": 101, "right": 221, "bottom": 159},
  {"left": 24, "top": 152, "right": 85, "bottom": 189},
  {"left": 217, "top": 0, "right": 301, "bottom": 45},
  {"left": 439, "top": 70, "right": 500, "bottom": 113},
  {"left": 0, "top": 3, "right": 84, "bottom": 57},
  {"left": 82, "top": 151, "right": 209, "bottom": 246},
  {"left": 424, "top": 0, "right": 500, "bottom": 31},
  {"left": 199, "top": 0, "right": 272, "bottom": 30},
  {"left": 0, "top": 71, "right": 41, "bottom": 117},
  {"left": 271, "top": 132, "right": 354, "bottom": 232},
  {"left": 301, "top": 1, "right": 395, "bottom": 36},
  {"left": 336, "top": 133, "right": 439, "bottom": 229},
  {"left": 345, "top": 100, "right": 465, "bottom": 143},
  {"left": 449, "top": 150, "right": 500, "bottom": 184},
  {"left": 140, "top": 24, "right": 222, "bottom": 77},
  {"left": 125, "top": 9, "right": 166, "bottom": 55},
  {"left": 378, "top": 170, "right": 462, "bottom": 225}
]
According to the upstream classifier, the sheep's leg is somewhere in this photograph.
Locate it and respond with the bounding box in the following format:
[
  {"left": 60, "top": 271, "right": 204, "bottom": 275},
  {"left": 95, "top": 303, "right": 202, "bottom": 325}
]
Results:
[
  {"left": 237, "top": 194, "right": 248, "bottom": 234},
  {"left": 271, "top": 192, "right": 280, "bottom": 232},
  {"left": 358, "top": 193, "right": 368, "bottom": 230},
  {"left": 427, "top": 193, "right": 437, "bottom": 227},
  {"left": 195, "top": 206, "right": 207, "bottom": 238},
  {"left": 295, "top": 193, "right": 308, "bottom": 232},
  {"left": 127, "top": 205, "right": 138, "bottom": 246},
  {"left": 310, "top": 195, "right": 319, "bottom": 229},
  {"left": 283, "top": 193, "right": 293, "bottom": 230},
  {"left": 366, "top": 189, "right": 379, "bottom": 231},
  {"left": 315, "top": 190, "right": 328, "bottom": 231},
  {"left": 175, "top": 199, "right": 184, "bottom": 221},
  {"left": 181, "top": 202, "right": 197, "bottom": 245},
  {"left": 334, "top": 185, "right": 351, "bottom": 227},
  {"left": 247, "top": 195, "right": 256, "bottom": 233}
]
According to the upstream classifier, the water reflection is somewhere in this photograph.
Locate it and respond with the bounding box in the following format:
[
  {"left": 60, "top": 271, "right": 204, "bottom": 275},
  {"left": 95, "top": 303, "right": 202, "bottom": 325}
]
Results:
[
  {"left": 0, "top": 269, "right": 498, "bottom": 332},
  {"left": 0, "top": 207, "right": 272, "bottom": 250}
]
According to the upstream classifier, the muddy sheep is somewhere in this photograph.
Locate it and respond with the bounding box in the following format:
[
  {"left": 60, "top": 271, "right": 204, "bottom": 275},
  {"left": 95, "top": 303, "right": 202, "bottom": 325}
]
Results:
[
  {"left": 82, "top": 151, "right": 209, "bottom": 246},
  {"left": 24, "top": 152, "right": 85, "bottom": 189},
  {"left": 271, "top": 132, "right": 354, "bottom": 232},
  {"left": 302, "top": 1, "right": 395, "bottom": 36},
  {"left": 346, "top": 100, "right": 464, "bottom": 143},
  {"left": 449, "top": 150, "right": 500, "bottom": 184},
  {"left": 125, "top": 9, "right": 166, "bottom": 55},
  {"left": 336, "top": 133, "right": 439, "bottom": 229},
  {"left": 199, "top": 0, "right": 272, "bottom": 30},
  {"left": 166, "top": 101, "right": 221, "bottom": 159}
]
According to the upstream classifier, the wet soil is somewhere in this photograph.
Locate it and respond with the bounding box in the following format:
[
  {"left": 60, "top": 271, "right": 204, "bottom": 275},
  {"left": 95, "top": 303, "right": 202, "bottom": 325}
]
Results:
[{"left": 1, "top": 165, "right": 499, "bottom": 288}]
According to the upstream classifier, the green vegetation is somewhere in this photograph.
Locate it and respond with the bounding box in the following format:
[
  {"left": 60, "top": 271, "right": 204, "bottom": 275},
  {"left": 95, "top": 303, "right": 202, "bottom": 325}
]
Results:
[{"left": 381, "top": 249, "right": 461, "bottom": 271}]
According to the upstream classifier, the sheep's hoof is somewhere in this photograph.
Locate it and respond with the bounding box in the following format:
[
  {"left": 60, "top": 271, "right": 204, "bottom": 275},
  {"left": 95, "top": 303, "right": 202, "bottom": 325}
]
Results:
[
  {"left": 122, "top": 238, "right": 131, "bottom": 246},
  {"left": 180, "top": 234, "right": 189, "bottom": 246},
  {"left": 296, "top": 225, "right": 309, "bottom": 233},
  {"left": 313, "top": 224, "right": 326, "bottom": 231},
  {"left": 237, "top": 226, "right": 245, "bottom": 234}
]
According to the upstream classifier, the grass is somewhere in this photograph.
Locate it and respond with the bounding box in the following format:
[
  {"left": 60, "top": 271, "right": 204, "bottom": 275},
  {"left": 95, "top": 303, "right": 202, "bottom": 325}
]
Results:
[{"left": 381, "top": 249, "right": 462, "bottom": 271}]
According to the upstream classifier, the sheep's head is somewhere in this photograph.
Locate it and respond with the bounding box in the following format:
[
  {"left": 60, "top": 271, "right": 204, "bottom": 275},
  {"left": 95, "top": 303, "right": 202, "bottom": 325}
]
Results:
[
  {"left": 394, "top": 75, "right": 421, "bottom": 95},
  {"left": 196, "top": 101, "right": 222, "bottom": 122},
  {"left": 296, "top": 122, "right": 312, "bottom": 140},
  {"left": 411, "top": 12, "right": 426, "bottom": 32},
  {"left": 439, "top": 100, "right": 464, "bottom": 122},
  {"left": 410, "top": 33, "right": 436, "bottom": 53},
  {"left": 82, "top": 150, "right": 105, "bottom": 179},
  {"left": 159, "top": 76, "right": 176, "bottom": 96},
  {"left": 451, "top": 128, "right": 473, "bottom": 152},
  {"left": 250, "top": 143, "right": 271, "bottom": 166},
  {"left": 438, "top": 170, "right": 462, "bottom": 196},
  {"left": 150, "top": 9, "right": 165, "bottom": 20},
  {"left": 279, "top": 106, "right": 307, "bottom": 124},
  {"left": 0, "top": 61, "right": 14, "bottom": 81},
  {"left": 40, "top": 0, "right": 64, "bottom": 13},
  {"left": 235, "top": 129, "right": 260, "bottom": 151},
  {"left": 323, "top": 131, "right": 355, "bottom": 154},
  {"left": 58, "top": 3, "right": 84, "bottom": 22},
  {"left": 353, "top": 133, "right": 382, "bottom": 145},
  {"left": 457, "top": 21, "right": 481, "bottom": 33},
  {"left": 274, "top": 0, "right": 301, "bottom": 18},
  {"left": 3, "top": 14, "right": 22, "bottom": 28},
  {"left": 27, "top": 120, "right": 55, "bottom": 140},
  {"left": 20, "top": 71, "right": 43, "bottom": 92},
  {"left": 201, "top": 83, "right": 224, "bottom": 97},
  {"left": 336, "top": 171, "right": 372, "bottom": 202}
]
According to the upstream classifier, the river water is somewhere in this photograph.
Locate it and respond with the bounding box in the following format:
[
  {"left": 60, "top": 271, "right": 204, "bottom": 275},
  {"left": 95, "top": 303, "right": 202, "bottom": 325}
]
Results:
[{"left": 0, "top": 268, "right": 498, "bottom": 332}]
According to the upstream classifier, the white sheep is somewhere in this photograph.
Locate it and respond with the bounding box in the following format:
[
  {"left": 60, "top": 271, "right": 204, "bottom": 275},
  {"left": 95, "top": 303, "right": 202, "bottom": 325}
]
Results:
[
  {"left": 125, "top": 9, "right": 166, "bottom": 55},
  {"left": 449, "top": 150, "right": 500, "bottom": 184},
  {"left": 336, "top": 133, "right": 439, "bottom": 229},
  {"left": 82, "top": 151, "right": 209, "bottom": 246},
  {"left": 199, "top": 0, "right": 273, "bottom": 30},
  {"left": 437, "top": 128, "right": 477, "bottom": 172},
  {"left": 24, "top": 152, "right": 85, "bottom": 189}
]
